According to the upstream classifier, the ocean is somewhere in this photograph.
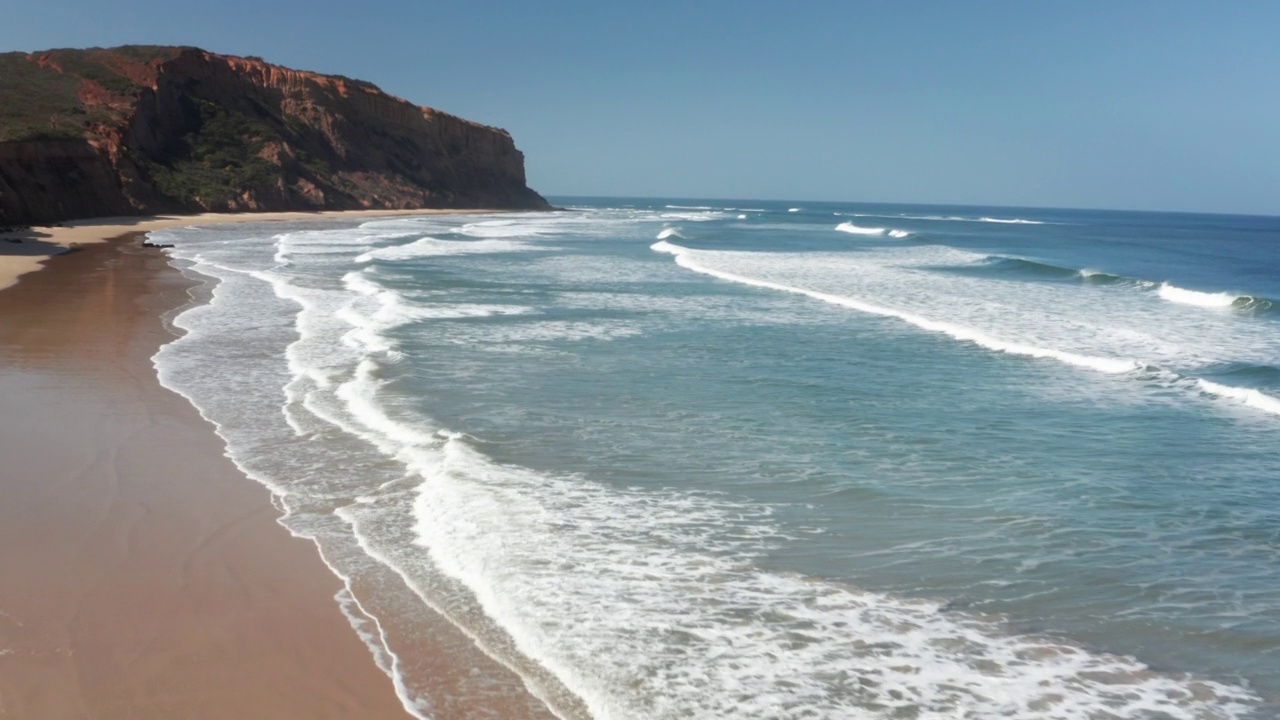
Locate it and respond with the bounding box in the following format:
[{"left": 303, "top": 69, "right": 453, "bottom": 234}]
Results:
[{"left": 151, "top": 198, "right": 1280, "bottom": 719}]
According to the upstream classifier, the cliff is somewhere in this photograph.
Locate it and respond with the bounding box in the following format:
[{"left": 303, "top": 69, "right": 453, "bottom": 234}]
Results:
[{"left": 0, "top": 46, "right": 549, "bottom": 225}]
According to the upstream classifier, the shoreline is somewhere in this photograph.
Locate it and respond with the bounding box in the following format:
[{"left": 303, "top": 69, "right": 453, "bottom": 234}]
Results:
[
  {"left": 0, "top": 234, "right": 416, "bottom": 718},
  {"left": 0, "top": 208, "right": 513, "bottom": 292}
]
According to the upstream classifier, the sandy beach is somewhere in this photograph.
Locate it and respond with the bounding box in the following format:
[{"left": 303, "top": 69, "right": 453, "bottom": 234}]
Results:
[
  {"left": 0, "top": 209, "right": 491, "bottom": 292},
  {"left": 0, "top": 208, "right": 495, "bottom": 719},
  {"left": 0, "top": 231, "right": 420, "bottom": 718}
]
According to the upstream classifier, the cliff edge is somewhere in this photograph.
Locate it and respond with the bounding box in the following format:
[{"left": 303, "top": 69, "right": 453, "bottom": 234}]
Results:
[{"left": 0, "top": 46, "right": 550, "bottom": 225}]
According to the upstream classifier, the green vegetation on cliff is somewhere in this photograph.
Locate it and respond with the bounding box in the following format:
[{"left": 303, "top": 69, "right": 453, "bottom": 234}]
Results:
[
  {"left": 0, "top": 54, "right": 91, "bottom": 141},
  {"left": 0, "top": 47, "right": 192, "bottom": 142},
  {"left": 144, "top": 98, "right": 283, "bottom": 206}
]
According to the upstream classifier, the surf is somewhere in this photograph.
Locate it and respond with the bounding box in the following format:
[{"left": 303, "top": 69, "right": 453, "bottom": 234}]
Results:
[{"left": 652, "top": 241, "right": 1140, "bottom": 375}]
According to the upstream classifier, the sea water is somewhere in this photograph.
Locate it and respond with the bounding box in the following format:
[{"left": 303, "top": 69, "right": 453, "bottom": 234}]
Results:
[{"left": 151, "top": 199, "right": 1280, "bottom": 718}]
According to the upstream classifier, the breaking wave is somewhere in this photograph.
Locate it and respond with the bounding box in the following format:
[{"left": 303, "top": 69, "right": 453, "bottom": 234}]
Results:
[
  {"left": 652, "top": 241, "right": 1140, "bottom": 375},
  {"left": 1198, "top": 380, "right": 1280, "bottom": 416},
  {"left": 652, "top": 241, "right": 1280, "bottom": 418},
  {"left": 978, "top": 216, "right": 1045, "bottom": 225},
  {"left": 847, "top": 213, "right": 1050, "bottom": 225},
  {"left": 835, "top": 222, "right": 886, "bottom": 236},
  {"left": 357, "top": 237, "right": 544, "bottom": 263},
  {"left": 1157, "top": 283, "right": 1275, "bottom": 313}
]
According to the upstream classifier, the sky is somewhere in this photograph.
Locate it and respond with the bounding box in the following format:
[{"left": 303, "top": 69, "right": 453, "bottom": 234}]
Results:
[{"left": 3, "top": 1, "right": 1278, "bottom": 215}]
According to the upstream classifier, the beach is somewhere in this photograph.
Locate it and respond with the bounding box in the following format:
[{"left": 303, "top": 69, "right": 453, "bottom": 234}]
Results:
[
  {"left": 0, "top": 229, "right": 416, "bottom": 718},
  {"left": 0, "top": 212, "right": 561, "bottom": 720}
]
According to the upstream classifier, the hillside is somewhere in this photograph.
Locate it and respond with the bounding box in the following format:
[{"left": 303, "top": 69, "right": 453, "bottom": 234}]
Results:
[{"left": 0, "top": 46, "right": 549, "bottom": 224}]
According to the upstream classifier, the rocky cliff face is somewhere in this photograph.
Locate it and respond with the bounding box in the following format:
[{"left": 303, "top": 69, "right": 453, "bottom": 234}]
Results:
[{"left": 0, "top": 46, "right": 549, "bottom": 225}]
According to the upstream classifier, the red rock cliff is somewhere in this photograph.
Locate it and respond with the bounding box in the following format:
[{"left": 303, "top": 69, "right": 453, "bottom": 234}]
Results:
[{"left": 0, "top": 46, "right": 550, "bottom": 225}]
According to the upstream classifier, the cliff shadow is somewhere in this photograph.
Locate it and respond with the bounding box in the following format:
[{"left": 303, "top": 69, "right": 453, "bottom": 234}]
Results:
[{"left": 0, "top": 230, "right": 66, "bottom": 259}]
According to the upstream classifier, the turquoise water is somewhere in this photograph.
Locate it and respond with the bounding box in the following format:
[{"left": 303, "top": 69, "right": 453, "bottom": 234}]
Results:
[{"left": 153, "top": 199, "right": 1280, "bottom": 718}]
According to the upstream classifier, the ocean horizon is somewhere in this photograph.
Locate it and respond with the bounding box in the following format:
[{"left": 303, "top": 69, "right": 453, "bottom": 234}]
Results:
[{"left": 150, "top": 196, "right": 1280, "bottom": 718}]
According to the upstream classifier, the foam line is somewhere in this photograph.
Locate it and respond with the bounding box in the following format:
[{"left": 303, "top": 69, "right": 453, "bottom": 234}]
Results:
[
  {"left": 978, "top": 216, "right": 1044, "bottom": 224},
  {"left": 335, "top": 586, "right": 435, "bottom": 720},
  {"left": 651, "top": 241, "right": 1140, "bottom": 375},
  {"left": 1158, "top": 283, "right": 1244, "bottom": 309},
  {"left": 1198, "top": 380, "right": 1280, "bottom": 416},
  {"left": 835, "top": 222, "right": 886, "bottom": 236},
  {"left": 357, "top": 237, "right": 541, "bottom": 262},
  {"left": 403, "top": 433, "right": 1258, "bottom": 719}
]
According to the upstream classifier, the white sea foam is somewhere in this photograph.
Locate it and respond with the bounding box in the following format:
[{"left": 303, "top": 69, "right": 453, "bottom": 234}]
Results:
[
  {"left": 357, "top": 237, "right": 543, "bottom": 262},
  {"left": 1198, "top": 380, "right": 1280, "bottom": 416},
  {"left": 978, "top": 216, "right": 1045, "bottom": 225},
  {"left": 835, "top": 222, "right": 886, "bottom": 236},
  {"left": 655, "top": 228, "right": 683, "bottom": 240},
  {"left": 658, "top": 212, "right": 724, "bottom": 222},
  {"left": 852, "top": 213, "right": 1051, "bottom": 225},
  {"left": 665, "top": 204, "right": 713, "bottom": 210},
  {"left": 335, "top": 586, "right": 434, "bottom": 720},
  {"left": 651, "top": 241, "right": 1141, "bottom": 375},
  {"left": 458, "top": 219, "right": 551, "bottom": 238},
  {"left": 1158, "top": 282, "right": 1242, "bottom": 309},
  {"left": 787, "top": 207, "right": 800, "bottom": 212},
  {"left": 335, "top": 270, "right": 535, "bottom": 358},
  {"left": 398, "top": 433, "right": 1258, "bottom": 719},
  {"left": 887, "top": 229, "right": 911, "bottom": 238}
]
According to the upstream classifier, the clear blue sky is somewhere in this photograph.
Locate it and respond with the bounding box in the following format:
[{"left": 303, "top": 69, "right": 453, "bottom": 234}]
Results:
[{"left": 4, "top": 1, "right": 1278, "bottom": 214}]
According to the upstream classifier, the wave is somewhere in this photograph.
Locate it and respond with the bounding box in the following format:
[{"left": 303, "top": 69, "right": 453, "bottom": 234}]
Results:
[
  {"left": 963, "top": 257, "right": 1129, "bottom": 285},
  {"left": 1076, "top": 268, "right": 1128, "bottom": 284},
  {"left": 458, "top": 220, "right": 551, "bottom": 239},
  {"left": 654, "top": 242, "right": 1280, "bottom": 420},
  {"left": 978, "top": 216, "right": 1044, "bottom": 225},
  {"left": 1213, "top": 362, "right": 1280, "bottom": 383},
  {"left": 665, "top": 204, "right": 713, "bottom": 210},
  {"left": 1157, "top": 283, "right": 1276, "bottom": 314},
  {"left": 981, "top": 257, "right": 1084, "bottom": 280},
  {"left": 339, "top": 271, "right": 534, "bottom": 355},
  {"left": 846, "top": 212, "right": 1049, "bottom": 225},
  {"left": 949, "top": 259, "right": 1275, "bottom": 310},
  {"left": 652, "top": 241, "right": 1140, "bottom": 375},
  {"left": 1198, "top": 380, "right": 1280, "bottom": 416},
  {"left": 1158, "top": 283, "right": 1240, "bottom": 309},
  {"left": 405, "top": 436, "right": 1259, "bottom": 718},
  {"left": 788, "top": 207, "right": 800, "bottom": 213},
  {"left": 356, "top": 237, "right": 543, "bottom": 263},
  {"left": 835, "top": 222, "right": 886, "bottom": 236},
  {"left": 835, "top": 223, "right": 911, "bottom": 239},
  {"left": 656, "top": 227, "right": 684, "bottom": 240},
  {"left": 920, "top": 254, "right": 1125, "bottom": 288},
  {"left": 659, "top": 212, "right": 723, "bottom": 222}
]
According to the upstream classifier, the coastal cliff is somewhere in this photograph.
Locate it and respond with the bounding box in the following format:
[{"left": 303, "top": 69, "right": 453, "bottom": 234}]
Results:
[{"left": 0, "top": 46, "right": 549, "bottom": 225}]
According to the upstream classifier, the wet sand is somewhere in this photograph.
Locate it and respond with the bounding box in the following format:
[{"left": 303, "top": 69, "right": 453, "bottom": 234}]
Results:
[{"left": 0, "top": 236, "right": 414, "bottom": 718}]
